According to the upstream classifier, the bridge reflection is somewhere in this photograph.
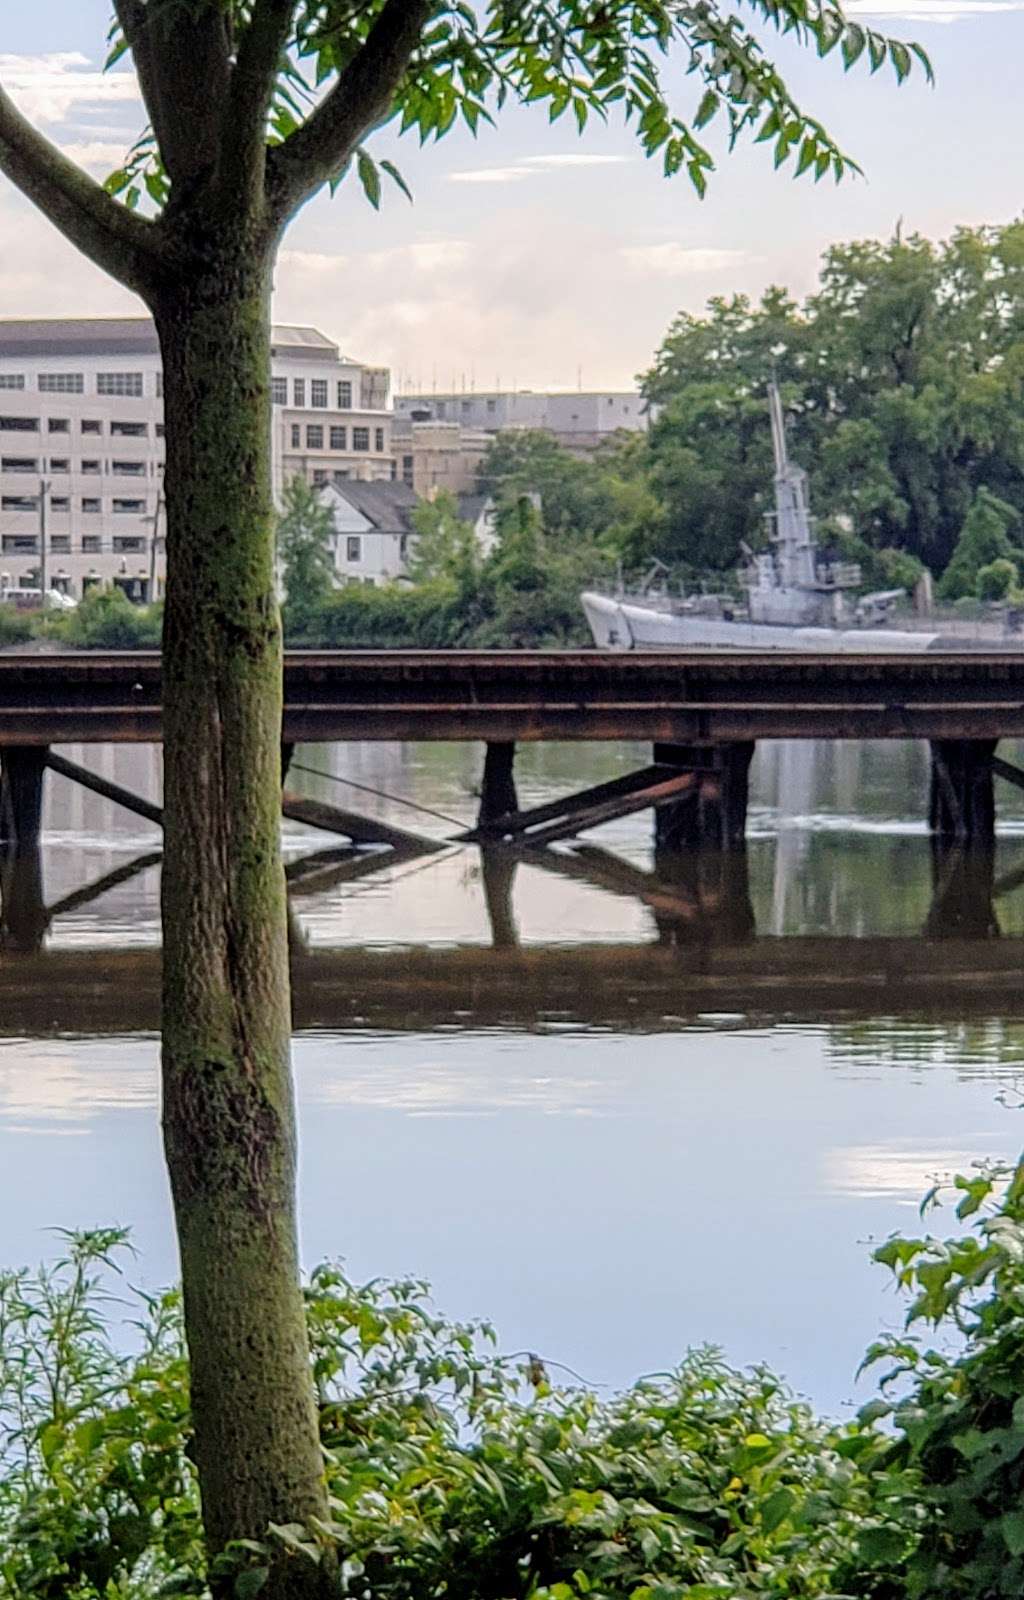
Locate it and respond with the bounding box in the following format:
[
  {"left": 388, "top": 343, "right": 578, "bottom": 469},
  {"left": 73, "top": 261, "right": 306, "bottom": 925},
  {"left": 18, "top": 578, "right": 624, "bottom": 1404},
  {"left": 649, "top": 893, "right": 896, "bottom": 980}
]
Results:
[{"left": 0, "top": 828, "right": 1021, "bottom": 1034}]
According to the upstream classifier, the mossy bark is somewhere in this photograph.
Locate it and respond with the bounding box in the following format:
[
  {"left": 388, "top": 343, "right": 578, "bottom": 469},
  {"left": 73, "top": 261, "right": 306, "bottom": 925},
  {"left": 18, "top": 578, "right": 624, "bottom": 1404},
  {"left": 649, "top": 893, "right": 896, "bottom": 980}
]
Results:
[{"left": 154, "top": 253, "right": 331, "bottom": 1599}]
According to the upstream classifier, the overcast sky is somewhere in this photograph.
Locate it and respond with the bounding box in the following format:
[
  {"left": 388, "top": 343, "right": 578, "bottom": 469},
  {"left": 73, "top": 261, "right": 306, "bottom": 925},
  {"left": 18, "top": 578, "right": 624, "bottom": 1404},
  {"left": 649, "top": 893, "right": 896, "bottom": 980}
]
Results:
[{"left": 2, "top": 1, "right": 1022, "bottom": 389}]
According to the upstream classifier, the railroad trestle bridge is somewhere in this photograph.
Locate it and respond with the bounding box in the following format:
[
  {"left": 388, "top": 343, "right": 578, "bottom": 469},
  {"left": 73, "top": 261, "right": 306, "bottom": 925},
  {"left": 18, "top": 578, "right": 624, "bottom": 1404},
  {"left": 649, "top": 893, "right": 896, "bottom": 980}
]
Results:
[{"left": 2, "top": 648, "right": 1024, "bottom": 951}]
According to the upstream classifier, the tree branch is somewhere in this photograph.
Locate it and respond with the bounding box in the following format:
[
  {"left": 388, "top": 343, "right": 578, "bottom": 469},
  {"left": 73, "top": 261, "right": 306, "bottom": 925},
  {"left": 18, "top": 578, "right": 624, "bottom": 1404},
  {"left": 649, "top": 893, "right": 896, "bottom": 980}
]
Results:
[
  {"left": 0, "top": 83, "right": 162, "bottom": 296},
  {"left": 266, "top": 0, "right": 431, "bottom": 222},
  {"left": 115, "top": 0, "right": 232, "bottom": 196},
  {"left": 222, "top": 0, "right": 298, "bottom": 210}
]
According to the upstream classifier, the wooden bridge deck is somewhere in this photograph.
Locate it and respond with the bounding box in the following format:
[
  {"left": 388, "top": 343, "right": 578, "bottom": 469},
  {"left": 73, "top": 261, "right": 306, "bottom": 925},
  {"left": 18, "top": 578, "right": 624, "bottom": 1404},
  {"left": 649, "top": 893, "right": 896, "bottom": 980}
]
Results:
[{"left": 3, "top": 649, "right": 1024, "bottom": 744}]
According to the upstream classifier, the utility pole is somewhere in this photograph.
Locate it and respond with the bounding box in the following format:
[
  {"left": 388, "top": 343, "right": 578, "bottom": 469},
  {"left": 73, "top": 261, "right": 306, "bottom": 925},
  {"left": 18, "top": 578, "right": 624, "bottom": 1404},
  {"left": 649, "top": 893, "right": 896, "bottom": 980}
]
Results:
[
  {"left": 37, "top": 477, "right": 50, "bottom": 605},
  {"left": 148, "top": 494, "right": 164, "bottom": 602}
]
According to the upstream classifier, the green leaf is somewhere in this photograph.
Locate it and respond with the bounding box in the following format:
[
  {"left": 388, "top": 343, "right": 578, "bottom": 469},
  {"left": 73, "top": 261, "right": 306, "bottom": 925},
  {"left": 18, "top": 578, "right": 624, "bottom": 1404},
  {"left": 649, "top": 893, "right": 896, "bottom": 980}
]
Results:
[
  {"left": 235, "top": 1572, "right": 269, "bottom": 1599},
  {"left": 380, "top": 159, "right": 413, "bottom": 202},
  {"left": 356, "top": 149, "right": 381, "bottom": 209},
  {"left": 760, "top": 1485, "right": 796, "bottom": 1532},
  {"left": 1002, "top": 1511, "right": 1024, "bottom": 1556}
]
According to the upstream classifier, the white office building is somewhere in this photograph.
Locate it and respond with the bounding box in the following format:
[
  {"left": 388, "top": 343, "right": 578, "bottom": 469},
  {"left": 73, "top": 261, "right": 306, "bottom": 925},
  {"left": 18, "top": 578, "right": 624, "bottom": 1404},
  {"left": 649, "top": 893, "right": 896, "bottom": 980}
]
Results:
[
  {"left": 0, "top": 317, "right": 394, "bottom": 602},
  {"left": 394, "top": 388, "right": 647, "bottom": 450}
]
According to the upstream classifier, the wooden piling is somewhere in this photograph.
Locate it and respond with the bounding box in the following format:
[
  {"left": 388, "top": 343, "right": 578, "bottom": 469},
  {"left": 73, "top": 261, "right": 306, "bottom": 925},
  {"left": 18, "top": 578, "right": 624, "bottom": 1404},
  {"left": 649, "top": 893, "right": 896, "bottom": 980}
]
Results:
[
  {"left": 653, "top": 742, "right": 754, "bottom": 851},
  {"left": 928, "top": 740, "right": 997, "bottom": 844},
  {"left": 478, "top": 742, "right": 518, "bottom": 829}
]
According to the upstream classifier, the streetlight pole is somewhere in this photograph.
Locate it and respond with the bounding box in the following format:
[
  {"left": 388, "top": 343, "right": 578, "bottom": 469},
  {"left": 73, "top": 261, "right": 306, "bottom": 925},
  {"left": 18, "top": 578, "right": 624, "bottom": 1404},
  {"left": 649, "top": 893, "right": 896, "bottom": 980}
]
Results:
[
  {"left": 37, "top": 477, "right": 50, "bottom": 605},
  {"left": 148, "top": 494, "right": 164, "bottom": 603}
]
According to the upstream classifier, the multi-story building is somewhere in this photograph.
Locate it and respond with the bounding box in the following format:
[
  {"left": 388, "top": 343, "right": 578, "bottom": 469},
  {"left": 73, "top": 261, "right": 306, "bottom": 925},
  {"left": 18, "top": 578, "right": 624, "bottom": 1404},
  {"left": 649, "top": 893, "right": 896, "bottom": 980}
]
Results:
[
  {"left": 0, "top": 317, "right": 393, "bottom": 602},
  {"left": 391, "top": 414, "right": 492, "bottom": 497},
  {"left": 394, "top": 388, "right": 647, "bottom": 452}
]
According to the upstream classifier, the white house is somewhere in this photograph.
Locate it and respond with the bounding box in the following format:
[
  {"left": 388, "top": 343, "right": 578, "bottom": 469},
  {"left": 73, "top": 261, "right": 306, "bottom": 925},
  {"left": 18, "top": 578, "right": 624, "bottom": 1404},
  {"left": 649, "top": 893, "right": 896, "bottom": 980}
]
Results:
[{"left": 318, "top": 480, "right": 419, "bottom": 586}]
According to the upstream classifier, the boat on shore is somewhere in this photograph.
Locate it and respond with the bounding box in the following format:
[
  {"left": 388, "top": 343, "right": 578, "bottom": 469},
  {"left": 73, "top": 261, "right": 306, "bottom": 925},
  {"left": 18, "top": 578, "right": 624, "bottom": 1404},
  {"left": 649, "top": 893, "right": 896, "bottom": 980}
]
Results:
[{"left": 582, "top": 385, "right": 1019, "bottom": 653}]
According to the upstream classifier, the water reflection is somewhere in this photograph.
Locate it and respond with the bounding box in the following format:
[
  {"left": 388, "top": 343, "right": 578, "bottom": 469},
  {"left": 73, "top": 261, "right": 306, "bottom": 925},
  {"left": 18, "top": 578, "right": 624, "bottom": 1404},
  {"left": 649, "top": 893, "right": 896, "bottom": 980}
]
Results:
[{"left": 4, "top": 735, "right": 1024, "bottom": 1409}]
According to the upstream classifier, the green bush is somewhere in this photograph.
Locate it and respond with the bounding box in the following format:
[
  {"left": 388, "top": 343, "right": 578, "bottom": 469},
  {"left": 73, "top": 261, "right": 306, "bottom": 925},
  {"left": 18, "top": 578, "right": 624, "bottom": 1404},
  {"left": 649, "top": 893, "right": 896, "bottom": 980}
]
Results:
[
  {"left": 976, "top": 558, "right": 1019, "bottom": 602},
  {"left": 860, "top": 1159, "right": 1024, "bottom": 1600},
  {"left": 47, "top": 587, "right": 163, "bottom": 649},
  {"left": 0, "top": 1234, "right": 915, "bottom": 1600},
  {"left": 0, "top": 605, "right": 33, "bottom": 648}
]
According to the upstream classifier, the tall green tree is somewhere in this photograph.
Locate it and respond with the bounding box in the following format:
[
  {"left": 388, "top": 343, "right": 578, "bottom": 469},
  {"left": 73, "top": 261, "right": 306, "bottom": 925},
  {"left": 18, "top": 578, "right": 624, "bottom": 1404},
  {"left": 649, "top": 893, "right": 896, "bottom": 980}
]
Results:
[
  {"left": 0, "top": 2, "right": 922, "bottom": 1590},
  {"left": 277, "top": 475, "right": 336, "bottom": 635}
]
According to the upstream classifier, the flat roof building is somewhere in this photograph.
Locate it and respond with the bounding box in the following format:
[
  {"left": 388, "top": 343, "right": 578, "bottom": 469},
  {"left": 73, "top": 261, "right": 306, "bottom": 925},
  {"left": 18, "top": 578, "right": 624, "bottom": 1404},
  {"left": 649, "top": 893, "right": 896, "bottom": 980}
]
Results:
[
  {"left": 0, "top": 317, "right": 393, "bottom": 602},
  {"left": 394, "top": 388, "right": 647, "bottom": 451}
]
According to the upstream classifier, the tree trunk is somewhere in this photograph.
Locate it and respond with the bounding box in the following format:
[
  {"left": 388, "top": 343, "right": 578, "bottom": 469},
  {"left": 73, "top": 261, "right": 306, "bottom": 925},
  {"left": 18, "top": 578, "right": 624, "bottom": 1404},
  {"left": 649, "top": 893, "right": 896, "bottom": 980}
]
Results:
[{"left": 153, "top": 262, "right": 331, "bottom": 1598}]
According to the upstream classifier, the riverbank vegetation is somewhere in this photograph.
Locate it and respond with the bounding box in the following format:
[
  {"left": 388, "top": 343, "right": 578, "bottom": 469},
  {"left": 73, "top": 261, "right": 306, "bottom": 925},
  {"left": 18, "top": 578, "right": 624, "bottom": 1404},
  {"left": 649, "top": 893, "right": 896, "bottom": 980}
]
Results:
[
  {"left": 274, "top": 220, "right": 1024, "bottom": 649},
  {"left": 3, "top": 1159, "right": 1024, "bottom": 1599}
]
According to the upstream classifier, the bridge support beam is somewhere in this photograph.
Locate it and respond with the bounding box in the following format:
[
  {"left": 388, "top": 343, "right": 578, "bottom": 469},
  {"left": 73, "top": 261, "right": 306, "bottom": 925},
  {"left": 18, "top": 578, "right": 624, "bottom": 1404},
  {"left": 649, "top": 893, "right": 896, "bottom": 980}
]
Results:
[
  {"left": 928, "top": 739, "right": 997, "bottom": 845},
  {"left": 479, "top": 742, "right": 518, "bottom": 829},
  {"left": 0, "top": 747, "right": 49, "bottom": 954},
  {"left": 652, "top": 742, "right": 754, "bottom": 852}
]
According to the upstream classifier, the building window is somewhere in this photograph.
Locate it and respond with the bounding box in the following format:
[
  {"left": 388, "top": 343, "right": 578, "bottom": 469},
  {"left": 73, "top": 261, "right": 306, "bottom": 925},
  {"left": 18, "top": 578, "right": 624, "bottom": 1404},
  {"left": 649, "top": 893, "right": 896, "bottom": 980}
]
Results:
[
  {"left": 155, "top": 373, "right": 163, "bottom": 399},
  {"left": 81, "top": 419, "right": 102, "bottom": 434},
  {"left": 97, "top": 372, "right": 143, "bottom": 397},
  {"left": 50, "top": 499, "right": 70, "bottom": 515},
  {"left": 332, "top": 469, "right": 350, "bottom": 484},
  {"left": 82, "top": 498, "right": 101, "bottom": 513},
  {"left": 0, "top": 417, "right": 38, "bottom": 432},
  {"left": 352, "top": 427, "right": 370, "bottom": 452},
  {"left": 111, "top": 421, "right": 147, "bottom": 437},
  {"left": 0, "top": 375, "right": 25, "bottom": 390},
  {"left": 49, "top": 532, "right": 71, "bottom": 551},
  {"left": 113, "top": 498, "right": 146, "bottom": 514},
  {"left": 112, "top": 460, "right": 146, "bottom": 477},
  {"left": 271, "top": 376, "right": 287, "bottom": 406},
  {"left": 39, "top": 373, "right": 84, "bottom": 394},
  {"left": 402, "top": 455, "right": 414, "bottom": 485},
  {"left": 306, "top": 424, "right": 324, "bottom": 449},
  {"left": 113, "top": 535, "right": 146, "bottom": 552},
  {"left": 81, "top": 459, "right": 101, "bottom": 474},
  {"left": 311, "top": 379, "right": 328, "bottom": 408},
  {"left": 337, "top": 381, "right": 352, "bottom": 409},
  {"left": 81, "top": 534, "right": 101, "bottom": 552},
  {"left": 312, "top": 469, "right": 328, "bottom": 486},
  {"left": 290, "top": 424, "right": 301, "bottom": 449},
  {"left": 1, "top": 457, "right": 37, "bottom": 473},
  {"left": 486, "top": 398, "right": 497, "bottom": 414},
  {"left": 461, "top": 400, "right": 470, "bottom": 413},
  {"left": 49, "top": 458, "right": 69, "bottom": 473},
  {"left": 48, "top": 418, "right": 69, "bottom": 434},
  {"left": 375, "top": 427, "right": 385, "bottom": 452},
  {"left": 293, "top": 379, "right": 305, "bottom": 407},
  {"left": 1, "top": 532, "right": 38, "bottom": 550},
  {"left": 346, "top": 536, "right": 361, "bottom": 562},
  {"left": 435, "top": 402, "right": 447, "bottom": 418},
  {"left": 1, "top": 497, "right": 36, "bottom": 513},
  {"left": 156, "top": 423, "right": 165, "bottom": 438}
]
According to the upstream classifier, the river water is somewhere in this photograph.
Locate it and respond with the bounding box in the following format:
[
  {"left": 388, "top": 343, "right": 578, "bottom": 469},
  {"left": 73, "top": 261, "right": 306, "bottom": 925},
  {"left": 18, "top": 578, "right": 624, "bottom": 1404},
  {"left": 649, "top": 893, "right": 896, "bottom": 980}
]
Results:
[{"left": 3, "top": 736, "right": 1024, "bottom": 1415}]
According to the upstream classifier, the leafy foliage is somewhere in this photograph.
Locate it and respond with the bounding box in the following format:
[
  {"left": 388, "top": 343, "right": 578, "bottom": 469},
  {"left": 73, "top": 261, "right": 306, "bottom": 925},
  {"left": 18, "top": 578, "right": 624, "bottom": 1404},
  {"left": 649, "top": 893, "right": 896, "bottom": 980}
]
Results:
[
  {"left": 860, "top": 1158, "right": 1024, "bottom": 1600},
  {"left": 0, "top": 1233, "right": 917, "bottom": 1600},
  {"left": 0, "top": 604, "right": 33, "bottom": 648},
  {"left": 104, "top": 0, "right": 928, "bottom": 217},
  {"left": 938, "top": 489, "right": 1023, "bottom": 602},
  {"left": 276, "top": 475, "right": 337, "bottom": 634},
  {"left": 45, "top": 586, "right": 163, "bottom": 649},
  {"left": 636, "top": 223, "right": 1024, "bottom": 581}
]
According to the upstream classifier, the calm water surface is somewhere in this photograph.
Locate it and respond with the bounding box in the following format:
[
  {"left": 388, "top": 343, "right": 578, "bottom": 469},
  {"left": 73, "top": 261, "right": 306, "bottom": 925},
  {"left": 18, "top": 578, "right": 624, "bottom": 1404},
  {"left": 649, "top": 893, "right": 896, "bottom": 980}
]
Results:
[{"left": 4, "top": 736, "right": 1024, "bottom": 1414}]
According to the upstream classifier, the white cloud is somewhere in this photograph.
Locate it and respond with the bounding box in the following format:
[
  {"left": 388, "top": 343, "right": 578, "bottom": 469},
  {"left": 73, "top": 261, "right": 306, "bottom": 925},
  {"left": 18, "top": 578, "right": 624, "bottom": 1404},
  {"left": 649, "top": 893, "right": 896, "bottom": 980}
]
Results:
[
  {"left": 368, "top": 239, "right": 472, "bottom": 272},
  {"left": 449, "top": 154, "right": 628, "bottom": 184},
  {"left": 279, "top": 249, "right": 352, "bottom": 276},
  {"left": 60, "top": 140, "right": 128, "bottom": 173},
  {"left": 848, "top": 0, "right": 1024, "bottom": 17},
  {"left": 0, "top": 53, "right": 141, "bottom": 126},
  {"left": 448, "top": 165, "right": 535, "bottom": 184},
  {"left": 521, "top": 154, "right": 629, "bottom": 168},
  {"left": 621, "top": 244, "right": 753, "bottom": 276}
]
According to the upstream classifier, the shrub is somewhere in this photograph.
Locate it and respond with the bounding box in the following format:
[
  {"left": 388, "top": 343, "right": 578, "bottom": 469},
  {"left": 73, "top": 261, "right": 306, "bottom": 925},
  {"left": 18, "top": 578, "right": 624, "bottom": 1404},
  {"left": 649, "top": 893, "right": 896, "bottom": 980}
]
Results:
[
  {"left": 47, "top": 587, "right": 162, "bottom": 650},
  {"left": 860, "top": 1159, "right": 1024, "bottom": 1600},
  {"left": 976, "top": 558, "right": 1019, "bottom": 602},
  {"left": 0, "top": 1235, "right": 914, "bottom": 1600},
  {"left": 0, "top": 605, "right": 33, "bottom": 648}
]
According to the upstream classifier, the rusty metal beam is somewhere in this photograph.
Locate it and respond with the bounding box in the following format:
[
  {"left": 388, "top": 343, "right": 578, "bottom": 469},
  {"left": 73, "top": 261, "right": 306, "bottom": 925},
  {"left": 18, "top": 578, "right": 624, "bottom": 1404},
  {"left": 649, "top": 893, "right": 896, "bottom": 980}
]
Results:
[{"left": 5, "top": 649, "right": 1024, "bottom": 743}]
